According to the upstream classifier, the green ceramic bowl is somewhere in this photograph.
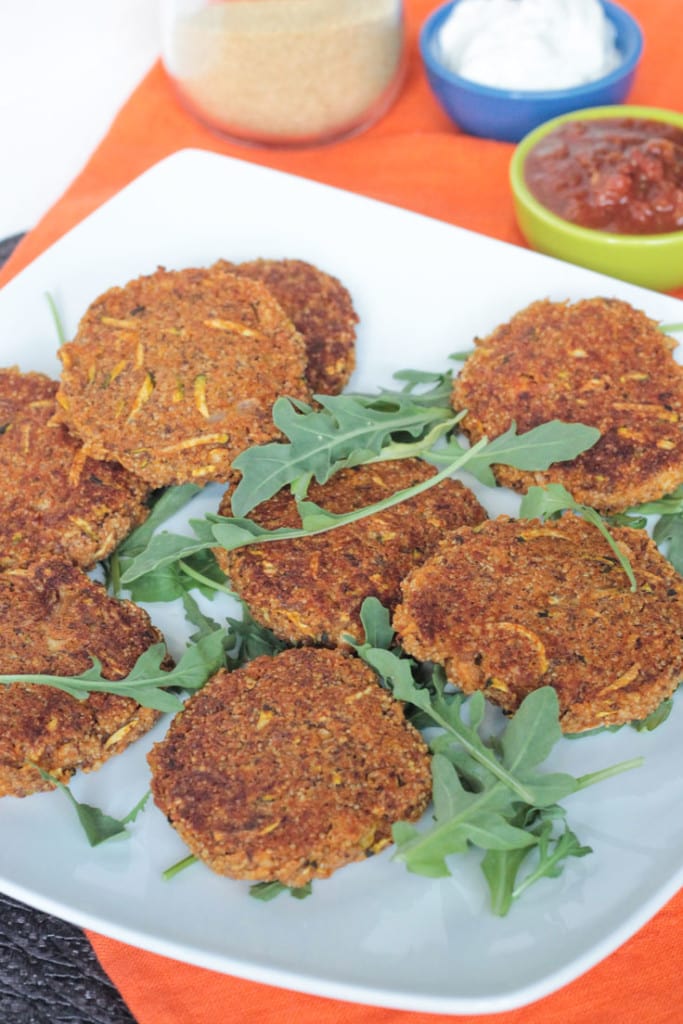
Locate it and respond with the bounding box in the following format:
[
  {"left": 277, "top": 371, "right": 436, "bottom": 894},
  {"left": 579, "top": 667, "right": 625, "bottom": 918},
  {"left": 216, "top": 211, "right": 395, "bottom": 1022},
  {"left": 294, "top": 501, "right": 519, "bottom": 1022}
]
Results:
[{"left": 510, "top": 105, "right": 683, "bottom": 292}]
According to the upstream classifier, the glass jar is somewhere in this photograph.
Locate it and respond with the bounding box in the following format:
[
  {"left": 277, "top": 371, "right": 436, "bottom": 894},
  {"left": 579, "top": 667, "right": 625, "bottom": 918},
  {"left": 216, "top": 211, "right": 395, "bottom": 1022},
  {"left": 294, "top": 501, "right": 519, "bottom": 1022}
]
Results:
[{"left": 160, "top": 0, "right": 406, "bottom": 147}]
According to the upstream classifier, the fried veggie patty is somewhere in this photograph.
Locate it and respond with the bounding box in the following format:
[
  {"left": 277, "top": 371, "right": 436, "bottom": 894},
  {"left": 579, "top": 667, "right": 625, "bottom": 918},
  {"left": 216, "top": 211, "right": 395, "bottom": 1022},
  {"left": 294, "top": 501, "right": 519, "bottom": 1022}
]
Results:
[
  {"left": 0, "top": 368, "right": 150, "bottom": 570},
  {"left": 452, "top": 297, "right": 683, "bottom": 511},
  {"left": 216, "top": 258, "right": 358, "bottom": 394},
  {"left": 148, "top": 647, "right": 432, "bottom": 886},
  {"left": 0, "top": 561, "right": 168, "bottom": 797},
  {"left": 217, "top": 459, "right": 487, "bottom": 647},
  {"left": 55, "top": 265, "right": 312, "bottom": 487},
  {"left": 394, "top": 514, "right": 683, "bottom": 733}
]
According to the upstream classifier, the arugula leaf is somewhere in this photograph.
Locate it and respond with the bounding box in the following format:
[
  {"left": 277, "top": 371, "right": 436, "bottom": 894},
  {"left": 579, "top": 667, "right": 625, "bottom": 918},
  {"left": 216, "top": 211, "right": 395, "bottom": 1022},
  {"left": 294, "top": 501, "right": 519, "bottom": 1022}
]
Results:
[
  {"left": 653, "top": 513, "right": 683, "bottom": 576},
  {"left": 355, "top": 633, "right": 575, "bottom": 807},
  {"left": 106, "top": 484, "right": 203, "bottom": 596},
  {"left": 208, "top": 423, "right": 597, "bottom": 555},
  {"left": 0, "top": 628, "right": 226, "bottom": 712},
  {"left": 249, "top": 881, "right": 313, "bottom": 901},
  {"left": 230, "top": 374, "right": 458, "bottom": 516},
  {"left": 119, "top": 522, "right": 217, "bottom": 588},
  {"left": 482, "top": 806, "right": 592, "bottom": 916},
  {"left": 224, "top": 605, "right": 288, "bottom": 669},
  {"left": 429, "top": 421, "right": 600, "bottom": 488},
  {"left": 122, "top": 485, "right": 203, "bottom": 557},
  {"left": 393, "top": 754, "right": 536, "bottom": 879},
  {"left": 628, "top": 484, "right": 683, "bottom": 517},
  {"left": 519, "top": 483, "right": 637, "bottom": 591},
  {"left": 153, "top": 627, "right": 226, "bottom": 696},
  {"left": 359, "top": 595, "right": 395, "bottom": 651},
  {"left": 121, "top": 436, "right": 486, "bottom": 570},
  {"left": 348, "top": 598, "right": 641, "bottom": 912},
  {"left": 117, "top": 549, "right": 228, "bottom": 608},
  {"left": 36, "top": 766, "right": 150, "bottom": 847},
  {"left": 632, "top": 697, "right": 674, "bottom": 732},
  {"left": 161, "top": 856, "right": 313, "bottom": 899},
  {"left": 121, "top": 415, "right": 600, "bottom": 587},
  {"left": 621, "top": 484, "right": 683, "bottom": 576},
  {"left": 392, "top": 369, "right": 454, "bottom": 400}
]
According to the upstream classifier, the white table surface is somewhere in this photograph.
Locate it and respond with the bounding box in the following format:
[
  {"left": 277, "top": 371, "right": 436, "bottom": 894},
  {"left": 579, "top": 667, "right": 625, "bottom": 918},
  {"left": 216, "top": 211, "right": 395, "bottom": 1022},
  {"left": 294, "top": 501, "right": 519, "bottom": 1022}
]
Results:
[{"left": 0, "top": 0, "right": 160, "bottom": 242}]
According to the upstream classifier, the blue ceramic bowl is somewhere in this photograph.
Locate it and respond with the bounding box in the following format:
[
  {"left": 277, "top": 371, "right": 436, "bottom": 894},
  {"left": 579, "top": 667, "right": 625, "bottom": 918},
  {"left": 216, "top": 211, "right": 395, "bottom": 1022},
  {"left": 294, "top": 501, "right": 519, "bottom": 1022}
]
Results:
[{"left": 419, "top": 0, "right": 643, "bottom": 143}]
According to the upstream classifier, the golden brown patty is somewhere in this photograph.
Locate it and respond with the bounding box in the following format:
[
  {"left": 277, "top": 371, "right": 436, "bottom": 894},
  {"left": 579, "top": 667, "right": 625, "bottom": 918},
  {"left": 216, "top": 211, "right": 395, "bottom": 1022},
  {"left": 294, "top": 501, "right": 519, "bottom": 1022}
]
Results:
[
  {"left": 394, "top": 514, "right": 683, "bottom": 733},
  {"left": 0, "top": 561, "right": 168, "bottom": 797},
  {"left": 148, "top": 647, "right": 432, "bottom": 886},
  {"left": 0, "top": 368, "right": 150, "bottom": 570},
  {"left": 55, "top": 265, "right": 312, "bottom": 488},
  {"left": 216, "top": 258, "right": 358, "bottom": 394},
  {"left": 452, "top": 297, "right": 683, "bottom": 511},
  {"left": 217, "top": 459, "right": 487, "bottom": 647}
]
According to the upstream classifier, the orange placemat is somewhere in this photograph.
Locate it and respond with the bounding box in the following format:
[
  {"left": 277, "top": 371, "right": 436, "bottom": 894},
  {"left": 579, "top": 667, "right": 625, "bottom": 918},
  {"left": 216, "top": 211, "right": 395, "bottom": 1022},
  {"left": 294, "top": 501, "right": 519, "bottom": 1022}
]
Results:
[
  {"left": 2, "top": 0, "right": 681, "bottom": 295},
  {"left": 2, "top": 2, "right": 682, "bottom": 1022}
]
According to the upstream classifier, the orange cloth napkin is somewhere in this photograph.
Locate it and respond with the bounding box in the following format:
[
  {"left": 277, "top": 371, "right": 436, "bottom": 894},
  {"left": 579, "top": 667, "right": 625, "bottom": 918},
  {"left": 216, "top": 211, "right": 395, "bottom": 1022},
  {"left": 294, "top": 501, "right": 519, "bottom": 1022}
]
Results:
[{"left": 2, "top": 1, "right": 682, "bottom": 1021}]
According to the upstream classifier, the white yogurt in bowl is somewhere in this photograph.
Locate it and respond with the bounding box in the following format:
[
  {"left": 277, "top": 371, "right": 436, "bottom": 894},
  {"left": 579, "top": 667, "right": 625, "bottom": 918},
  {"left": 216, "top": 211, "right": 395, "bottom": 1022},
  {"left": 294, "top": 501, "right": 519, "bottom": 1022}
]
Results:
[{"left": 437, "top": 0, "right": 621, "bottom": 91}]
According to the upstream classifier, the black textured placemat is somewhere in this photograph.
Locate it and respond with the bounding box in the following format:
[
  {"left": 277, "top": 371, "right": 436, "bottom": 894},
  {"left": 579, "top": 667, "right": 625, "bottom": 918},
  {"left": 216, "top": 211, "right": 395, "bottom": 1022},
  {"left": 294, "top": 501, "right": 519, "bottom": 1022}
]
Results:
[
  {"left": 0, "top": 893, "right": 137, "bottom": 1024},
  {"left": 0, "top": 233, "right": 25, "bottom": 268},
  {"left": 0, "top": 233, "right": 138, "bottom": 1024}
]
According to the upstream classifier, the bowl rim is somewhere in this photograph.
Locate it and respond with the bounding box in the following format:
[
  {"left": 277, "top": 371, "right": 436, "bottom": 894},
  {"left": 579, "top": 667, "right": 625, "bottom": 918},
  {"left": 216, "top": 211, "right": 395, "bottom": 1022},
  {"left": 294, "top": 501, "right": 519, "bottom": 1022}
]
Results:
[
  {"left": 419, "top": 0, "right": 643, "bottom": 101},
  {"left": 510, "top": 104, "right": 683, "bottom": 246}
]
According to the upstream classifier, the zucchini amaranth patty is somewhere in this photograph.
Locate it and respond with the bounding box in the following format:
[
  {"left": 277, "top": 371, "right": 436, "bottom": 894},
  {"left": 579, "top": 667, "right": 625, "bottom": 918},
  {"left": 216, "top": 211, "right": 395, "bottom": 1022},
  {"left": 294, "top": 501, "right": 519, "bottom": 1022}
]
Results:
[
  {"left": 452, "top": 297, "right": 683, "bottom": 511},
  {"left": 148, "top": 647, "right": 432, "bottom": 887},
  {"left": 0, "top": 561, "right": 168, "bottom": 797},
  {"left": 217, "top": 458, "right": 487, "bottom": 647},
  {"left": 215, "top": 257, "right": 358, "bottom": 395},
  {"left": 55, "top": 265, "right": 312, "bottom": 488},
  {"left": 0, "top": 368, "right": 150, "bottom": 570},
  {"left": 394, "top": 514, "right": 683, "bottom": 733}
]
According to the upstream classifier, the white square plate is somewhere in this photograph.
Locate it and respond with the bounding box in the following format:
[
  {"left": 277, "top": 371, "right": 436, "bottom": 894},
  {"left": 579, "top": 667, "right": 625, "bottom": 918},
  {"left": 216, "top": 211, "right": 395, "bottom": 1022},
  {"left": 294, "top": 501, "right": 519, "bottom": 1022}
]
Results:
[{"left": 1, "top": 150, "right": 683, "bottom": 1015}]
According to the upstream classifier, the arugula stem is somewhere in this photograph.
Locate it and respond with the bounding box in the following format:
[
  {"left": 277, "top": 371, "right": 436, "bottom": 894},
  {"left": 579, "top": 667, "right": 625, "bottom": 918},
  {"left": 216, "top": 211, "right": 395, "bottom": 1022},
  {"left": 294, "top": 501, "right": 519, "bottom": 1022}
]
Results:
[
  {"left": 121, "top": 790, "right": 151, "bottom": 825},
  {"left": 582, "top": 508, "right": 637, "bottom": 592},
  {"left": 230, "top": 395, "right": 457, "bottom": 516},
  {"left": 211, "top": 436, "right": 490, "bottom": 553},
  {"left": 520, "top": 486, "right": 637, "bottom": 592},
  {"left": 511, "top": 843, "right": 567, "bottom": 902},
  {"left": 107, "top": 551, "right": 122, "bottom": 596},
  {"left": 45, "top": 291, "right": 67, "bottom": 345},
  {"left": 394, "top": 778, "right": 532, "bottom": 864},
  {"left": 361, "top": 415, "right": 463, "bottom": 464},
  {"left": 424, "top": 703, "right": 541, "bottom": 805},
  {"left": 576, "top": 757, "right": 644, "bottom": 790},
  {"left": 177, "top": 559, "right": 235, "bottom": 598},
  {"left": 300, "top": 436, "right": 490, "bottom": 526},
  {"left": 163, "top": 854, "right": 198, "bottom": 881}
]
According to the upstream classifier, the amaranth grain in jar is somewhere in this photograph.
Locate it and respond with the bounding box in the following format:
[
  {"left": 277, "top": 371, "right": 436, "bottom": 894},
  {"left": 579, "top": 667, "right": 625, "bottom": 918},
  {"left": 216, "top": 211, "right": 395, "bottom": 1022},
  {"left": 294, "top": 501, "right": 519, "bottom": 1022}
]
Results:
[{"left": 160, "top": 0, "right": 406, "bottom": 147}]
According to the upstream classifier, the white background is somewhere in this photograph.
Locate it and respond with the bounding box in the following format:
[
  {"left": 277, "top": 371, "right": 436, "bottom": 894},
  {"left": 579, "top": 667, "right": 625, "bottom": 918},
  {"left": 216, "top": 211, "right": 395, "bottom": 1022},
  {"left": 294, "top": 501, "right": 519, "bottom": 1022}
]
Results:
[{"left": 0, "top": 0, "right": 160, "bottom": 241}]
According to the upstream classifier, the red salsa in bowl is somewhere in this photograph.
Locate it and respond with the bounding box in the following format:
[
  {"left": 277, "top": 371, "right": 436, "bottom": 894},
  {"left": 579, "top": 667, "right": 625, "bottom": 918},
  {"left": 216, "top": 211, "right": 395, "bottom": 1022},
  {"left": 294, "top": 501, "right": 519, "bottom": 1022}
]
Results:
[{"left": 524, "top": 117, "right": 683, "bottom": 235}]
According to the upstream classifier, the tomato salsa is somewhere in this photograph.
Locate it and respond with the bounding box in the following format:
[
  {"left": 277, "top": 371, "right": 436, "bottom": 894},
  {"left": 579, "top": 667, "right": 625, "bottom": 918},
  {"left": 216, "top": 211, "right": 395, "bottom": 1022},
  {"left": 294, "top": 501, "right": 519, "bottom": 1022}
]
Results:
[{"left": 524, "top": 117, "right": 683, "bottom": 235}]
